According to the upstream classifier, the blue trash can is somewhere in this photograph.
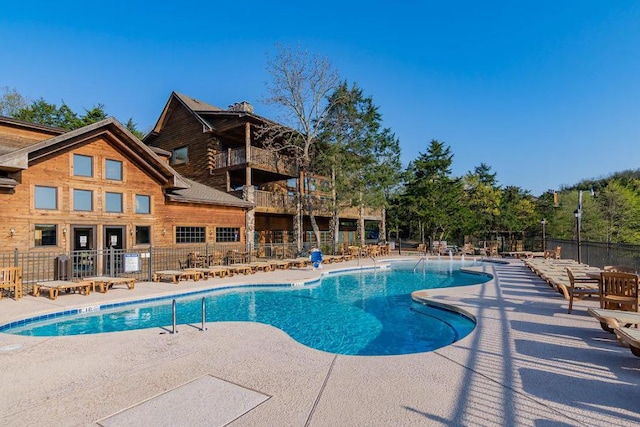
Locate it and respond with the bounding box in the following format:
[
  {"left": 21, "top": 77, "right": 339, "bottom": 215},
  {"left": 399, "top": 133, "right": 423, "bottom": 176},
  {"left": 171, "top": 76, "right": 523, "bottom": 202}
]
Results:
[{"left": 310, "top": 249, "right": 323, "bottom": 269}]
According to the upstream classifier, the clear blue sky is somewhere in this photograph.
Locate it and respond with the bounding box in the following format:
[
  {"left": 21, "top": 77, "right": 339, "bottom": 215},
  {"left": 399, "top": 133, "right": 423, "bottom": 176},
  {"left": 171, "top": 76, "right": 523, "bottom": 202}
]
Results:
[{"left": 2, "top": 1, "right": 639, "bottom": 196}]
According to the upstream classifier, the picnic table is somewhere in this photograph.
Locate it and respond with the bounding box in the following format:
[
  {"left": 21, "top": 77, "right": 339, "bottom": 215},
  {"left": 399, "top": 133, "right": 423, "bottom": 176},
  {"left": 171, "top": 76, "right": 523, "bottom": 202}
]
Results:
[{"left": 33, "top": 280, "right": 91, "bottom": 300}]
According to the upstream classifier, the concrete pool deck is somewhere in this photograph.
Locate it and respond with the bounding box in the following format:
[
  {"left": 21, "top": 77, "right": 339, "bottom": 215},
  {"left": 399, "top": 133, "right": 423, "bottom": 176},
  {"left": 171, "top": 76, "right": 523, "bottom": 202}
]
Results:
[{"left": 0, "top": 257, "right": 639, "bottom": 426}]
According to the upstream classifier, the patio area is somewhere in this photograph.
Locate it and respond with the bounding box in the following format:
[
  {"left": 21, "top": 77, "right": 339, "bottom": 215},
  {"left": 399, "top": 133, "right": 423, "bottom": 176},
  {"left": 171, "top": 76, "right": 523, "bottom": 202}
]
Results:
[{"left": 0, "top": 258, "right": 638, "bottom": 426}]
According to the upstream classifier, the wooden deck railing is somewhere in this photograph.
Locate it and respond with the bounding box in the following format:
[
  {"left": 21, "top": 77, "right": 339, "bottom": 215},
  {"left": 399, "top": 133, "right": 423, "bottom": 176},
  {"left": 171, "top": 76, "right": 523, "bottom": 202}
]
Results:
[{"left": 213, "top": 147, "right": 297, "bottom": 176}]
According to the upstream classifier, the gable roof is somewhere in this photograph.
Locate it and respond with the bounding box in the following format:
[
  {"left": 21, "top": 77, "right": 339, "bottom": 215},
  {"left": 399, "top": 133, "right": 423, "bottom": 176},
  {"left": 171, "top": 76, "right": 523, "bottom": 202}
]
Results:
[
  {"left": 0, "top": 116, "right": 252, "bottom": 209},
  {"left": 146, "top": 92, "right": 222, "bottom": 138},
  {"left": 166, "top": 177, "right": 253, "bottom": 208},
  {"left": 145, "top": 91, "right": 280, "bottom": 140},
  {"left": 0, "top": 116, "right": 66, "bottom": 155},
  {"left": 0, "top": 117, "right": 189, "bottom": 190}
]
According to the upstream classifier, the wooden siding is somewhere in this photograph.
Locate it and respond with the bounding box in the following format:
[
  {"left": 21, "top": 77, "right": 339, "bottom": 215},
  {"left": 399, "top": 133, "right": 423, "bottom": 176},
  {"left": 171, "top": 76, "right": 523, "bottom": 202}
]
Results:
[
  {"left": 0, "top": 135, "right": 247, "bottom": 252},
  {"left": 145, "top": 103, "right": 214, "bottom": 185},
  {"left": 0, "top": 121, "right": 63, "bottom": 151}
]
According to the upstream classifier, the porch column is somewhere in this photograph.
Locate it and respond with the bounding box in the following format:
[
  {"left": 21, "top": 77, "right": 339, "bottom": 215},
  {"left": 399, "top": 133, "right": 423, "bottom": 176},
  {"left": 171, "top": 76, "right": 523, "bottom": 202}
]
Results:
[
  {"left": 245, "top": 122, "right": 251, "bottom": 187},
  {"left": 244, "top": 186, "right": 255, "bottom": 254}
]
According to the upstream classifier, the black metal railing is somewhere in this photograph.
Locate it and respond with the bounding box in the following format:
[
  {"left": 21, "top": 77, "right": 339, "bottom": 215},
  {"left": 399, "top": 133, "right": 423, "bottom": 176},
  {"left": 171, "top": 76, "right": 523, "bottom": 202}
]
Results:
[
  {"left": 0, "top": 239, "right": 372, "bottom": 292},
  {"left": 547, "top": 238, "right": 640, "bottom": 270}
]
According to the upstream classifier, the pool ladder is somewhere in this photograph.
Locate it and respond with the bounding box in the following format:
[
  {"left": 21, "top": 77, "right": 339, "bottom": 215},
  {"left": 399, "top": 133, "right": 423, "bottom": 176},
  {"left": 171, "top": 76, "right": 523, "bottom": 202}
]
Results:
[
  {"left": 170, "top": 297, "right": 207, "bottom": 334},
  {"left": 413, "top": 257, "right": 427, "bottom": 272}
]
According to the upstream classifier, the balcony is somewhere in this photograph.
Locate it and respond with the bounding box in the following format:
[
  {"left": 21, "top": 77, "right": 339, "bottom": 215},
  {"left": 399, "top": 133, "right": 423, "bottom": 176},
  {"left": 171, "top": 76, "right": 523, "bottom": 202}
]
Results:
[
  {"left": 212, "top": 146, "right": 298, "bottom": 177},
  {"left": 245, "top": 190, "right": 380, "bottom": 220}
]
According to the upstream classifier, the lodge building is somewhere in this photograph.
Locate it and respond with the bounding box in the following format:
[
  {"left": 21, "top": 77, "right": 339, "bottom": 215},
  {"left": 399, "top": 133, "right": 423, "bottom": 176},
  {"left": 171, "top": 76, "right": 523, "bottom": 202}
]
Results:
[
  {"left": 143, "top": 92, "right": 383, "bottom": 251},
  {"left": 0, "top": 116, "right": 251, "bottom": 256},
  {"left": 0, "top": 92, "right": 383, "bottom": 261}
]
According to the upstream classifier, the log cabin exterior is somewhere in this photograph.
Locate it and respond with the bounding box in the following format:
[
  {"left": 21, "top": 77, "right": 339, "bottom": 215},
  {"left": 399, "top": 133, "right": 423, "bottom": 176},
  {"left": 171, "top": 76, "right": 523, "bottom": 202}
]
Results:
[
  {"left": 144, "top": 92, "right": 383, "bottom": 250},
  {"left": 0, "top": 116, "right": 252, "bottom": 256}
]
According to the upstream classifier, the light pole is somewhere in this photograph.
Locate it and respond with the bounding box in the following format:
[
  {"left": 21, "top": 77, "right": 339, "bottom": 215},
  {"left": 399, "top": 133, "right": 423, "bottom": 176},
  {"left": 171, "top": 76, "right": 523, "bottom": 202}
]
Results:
[
  {"left": 540, "top": 218, "right": 546, "bottom": 252},
  {"left": 574, "top": 190, "right": 583, "bottom": 264}
]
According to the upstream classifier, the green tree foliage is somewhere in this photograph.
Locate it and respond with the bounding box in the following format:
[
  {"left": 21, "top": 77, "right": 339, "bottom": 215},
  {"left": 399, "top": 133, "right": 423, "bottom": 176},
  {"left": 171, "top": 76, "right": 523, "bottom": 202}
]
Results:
[
  {"left": 13, "top": 98, "right": 82, "bottom": 130},
  {"left": 317, "top": 81, "right": 401, "bottom": 246},
  {"left": 403, "top": 140, "right": 464, "bottom": 243},
  {"left": 3, "top": 88, "right": 145, "bottom": 137},
  {"left": 462, "top": 163, "right": 501, "bottom": 236}
]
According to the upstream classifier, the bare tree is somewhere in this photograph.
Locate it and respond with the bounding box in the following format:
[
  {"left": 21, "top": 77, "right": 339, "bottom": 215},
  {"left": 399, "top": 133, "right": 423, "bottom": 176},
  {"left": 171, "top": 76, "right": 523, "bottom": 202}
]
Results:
[
  {"left": 0, "top": 86, "right": 29, "bottom": 117},
  {"left": 260, "top": 44, "right": 340, "bottom": 251}
]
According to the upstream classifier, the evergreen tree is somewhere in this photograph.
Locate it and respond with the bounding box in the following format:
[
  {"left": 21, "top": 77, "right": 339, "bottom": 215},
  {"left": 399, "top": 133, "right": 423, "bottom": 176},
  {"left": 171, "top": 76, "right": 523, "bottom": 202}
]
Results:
[{"left": 403, "top": 140, "right": 463, "bottom": 246}]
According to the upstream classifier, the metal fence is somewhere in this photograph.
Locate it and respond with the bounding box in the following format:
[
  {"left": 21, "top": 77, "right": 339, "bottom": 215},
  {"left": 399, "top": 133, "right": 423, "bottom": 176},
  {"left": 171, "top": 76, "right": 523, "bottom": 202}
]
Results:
[
  {"left": 0, "top": 243, "right": 310, "bottom": 292},
  {"left": 547, "top": 238, "right": 640, "bottom": 271},
  {"left": 0, "top": 240, "right": 375, "bottom": 293}
]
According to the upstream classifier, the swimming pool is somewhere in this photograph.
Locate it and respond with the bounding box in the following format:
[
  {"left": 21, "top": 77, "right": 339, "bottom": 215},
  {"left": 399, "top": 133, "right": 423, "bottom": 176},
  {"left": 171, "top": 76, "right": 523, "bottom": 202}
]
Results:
[{"left": 1, "top": 260, "right": 491, "bottom": 355}]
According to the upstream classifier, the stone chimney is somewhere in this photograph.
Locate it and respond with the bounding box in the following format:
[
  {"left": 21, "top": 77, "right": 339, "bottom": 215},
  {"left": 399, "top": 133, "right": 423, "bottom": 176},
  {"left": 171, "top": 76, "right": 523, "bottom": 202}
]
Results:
[{"left": 228, "top": 101, "right": 254, "bottom": 113}]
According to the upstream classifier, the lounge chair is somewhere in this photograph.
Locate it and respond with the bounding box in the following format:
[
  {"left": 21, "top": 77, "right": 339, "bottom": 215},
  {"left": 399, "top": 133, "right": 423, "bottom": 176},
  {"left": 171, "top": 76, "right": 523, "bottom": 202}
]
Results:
[
  {"left": 600, "top": 271, "right": 639, "bottom": 312},
  {"left": 603, "top": 265, "right": 636, "bottom": 273},
  {"left": 33, "top": 280, "right": 91, "bottom": 300},
  {"left": 152, "top": 270, "right": 203, "bottom": 283},
  {"left": 614, "top": 327, "right": 640, "bottom": 358},
  {"left": 564, "top": 267, "right": 599, "bottom": 313},
  {"left": 588, "top": 307, "right": 640, "bottom": 332}
]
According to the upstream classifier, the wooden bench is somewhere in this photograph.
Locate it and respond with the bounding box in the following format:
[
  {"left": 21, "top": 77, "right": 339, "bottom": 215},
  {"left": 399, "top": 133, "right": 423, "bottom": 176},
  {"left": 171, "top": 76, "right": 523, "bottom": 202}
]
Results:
[
  {"left": 33, "top": 280, "right": 91, "bottom": 300},
  {"left": 0, "top": 266, "right": 23, "bottom": 300},
  {"left": 152, "top": 270, "right": 203, "bottom": 283},
  {"left": 84, "top": 276, "right": 136, "bottom": 293}
]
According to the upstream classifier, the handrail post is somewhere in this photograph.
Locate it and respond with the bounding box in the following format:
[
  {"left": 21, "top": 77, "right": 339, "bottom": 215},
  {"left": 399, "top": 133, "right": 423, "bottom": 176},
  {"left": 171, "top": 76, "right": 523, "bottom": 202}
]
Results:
[
  {"left": 201, "top": 297, "right": 207, "bottom": 331},
  {"left": 171, "top": 299, "right": 177, "bottom": 334}
]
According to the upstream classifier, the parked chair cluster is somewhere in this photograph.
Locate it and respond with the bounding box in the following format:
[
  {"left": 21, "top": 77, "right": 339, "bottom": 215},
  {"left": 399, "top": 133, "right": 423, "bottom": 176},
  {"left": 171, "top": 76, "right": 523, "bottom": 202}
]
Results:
[{"left": 524, "top": 257, "right": 640, "bottom": 358}]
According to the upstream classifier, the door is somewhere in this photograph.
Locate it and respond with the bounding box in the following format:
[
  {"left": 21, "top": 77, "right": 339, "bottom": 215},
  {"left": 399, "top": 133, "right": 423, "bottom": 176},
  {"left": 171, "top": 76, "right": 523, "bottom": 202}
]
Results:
[
  {"left": 104, "top": 226, "right": 125, "bottom": 275},
  {"left": 72, "top": 226, "right": 96, "bottom": 277}
]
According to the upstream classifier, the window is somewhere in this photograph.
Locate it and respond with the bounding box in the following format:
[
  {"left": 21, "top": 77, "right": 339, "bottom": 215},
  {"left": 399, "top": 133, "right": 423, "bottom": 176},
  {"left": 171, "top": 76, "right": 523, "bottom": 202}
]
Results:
[
  {"left": 73, "top": 189, "right": 93, "bottom": 211},
  {"left": 105, "top": 159, "right": 123, "bottom": 181},
  {"left": 73, "top": 154, "right": 93, "bottom": 177},
  {"left": 172, "top": 146, "right": 188, "bottom": 165},
  {"left": 176, "top": 226, "right": 205, "bottom": 243},
  {"left": 105, "top": 192, "right": 123, "bottom": 213},
  {"left": 135, "top": 195, "right": 151, "bottom": 214},
  {"left": 216, "top": 227, "right": 240, "bottom": 242},
  {"left": 135, "top": 226, "right": 151, "bottom": 245},
  {"left": 35, "top": 224, "right": 57, "bottom": 246},
  {"left": 34, "top": 186, "right": 57, "bottom": 210}
]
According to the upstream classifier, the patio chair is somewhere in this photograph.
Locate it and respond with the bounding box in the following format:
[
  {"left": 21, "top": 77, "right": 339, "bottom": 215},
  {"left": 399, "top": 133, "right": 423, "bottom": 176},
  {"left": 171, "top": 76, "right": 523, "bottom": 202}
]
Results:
[
  {"left": 565, "top": 267, "right": 599, "bottom": 314},
  {"left": 600, "top": 271, "right": 639, "bottom": 312}
]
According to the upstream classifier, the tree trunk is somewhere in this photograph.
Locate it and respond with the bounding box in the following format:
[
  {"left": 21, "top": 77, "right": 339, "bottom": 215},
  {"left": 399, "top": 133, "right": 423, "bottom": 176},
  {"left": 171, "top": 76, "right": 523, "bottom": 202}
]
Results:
[
  {"left": 294, "top": 174, "right": 304, "bottom": 253},
  {"left": 304, "top": 175, "right": 321, "bottom": 247},
  {"left": 380, "top": 206, "right": 387, "bottom": 242}
]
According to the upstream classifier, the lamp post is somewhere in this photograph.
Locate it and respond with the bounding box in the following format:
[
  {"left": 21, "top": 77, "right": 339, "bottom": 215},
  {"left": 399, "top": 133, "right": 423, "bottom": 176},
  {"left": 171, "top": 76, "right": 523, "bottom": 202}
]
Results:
[
  {"left": 574, "top": 190, "right": 583, "bottom": 264},
  {"left": 540, "top": 218, "right": 546, "bottom": 252}
]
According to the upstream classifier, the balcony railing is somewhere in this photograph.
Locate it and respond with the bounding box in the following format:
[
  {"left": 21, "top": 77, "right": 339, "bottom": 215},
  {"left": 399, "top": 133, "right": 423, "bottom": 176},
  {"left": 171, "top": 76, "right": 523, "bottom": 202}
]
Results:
[
  {"left": 249, "top": 190, "right": 380, "bottom": 219},
  {"left": 213, "top": 146, "right": 298, "bottom": 177}
]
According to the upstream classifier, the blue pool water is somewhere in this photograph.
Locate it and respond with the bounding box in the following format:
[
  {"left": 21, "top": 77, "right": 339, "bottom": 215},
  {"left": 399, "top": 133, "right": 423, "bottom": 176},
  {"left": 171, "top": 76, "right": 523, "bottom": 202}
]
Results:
[{"left": 2, "top": 261, "right": 490, "bottom": 355}]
